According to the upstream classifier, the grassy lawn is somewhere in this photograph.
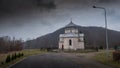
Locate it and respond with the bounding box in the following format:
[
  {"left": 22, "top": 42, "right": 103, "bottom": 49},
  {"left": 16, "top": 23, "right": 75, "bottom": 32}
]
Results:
[
  {"left": 64, "top": 49, "right": 98, "bottom": 53},
  {"left": 0, "top": 49, "right": 47, "bottom": 68},
  {"left": 93, "top": 50, "right": 120, "bottom": 68}
]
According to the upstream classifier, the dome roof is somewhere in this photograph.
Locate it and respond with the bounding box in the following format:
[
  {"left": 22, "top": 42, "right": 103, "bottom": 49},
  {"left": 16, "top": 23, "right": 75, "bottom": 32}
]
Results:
[{"left": 65, "top": 21, "right": 77, "bottom": 28}]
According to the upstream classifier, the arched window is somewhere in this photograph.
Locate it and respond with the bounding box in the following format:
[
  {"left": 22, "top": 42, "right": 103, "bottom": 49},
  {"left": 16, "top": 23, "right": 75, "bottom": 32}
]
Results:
[{"left": 69, "top": 39, "right": 72, "bottom": 46}]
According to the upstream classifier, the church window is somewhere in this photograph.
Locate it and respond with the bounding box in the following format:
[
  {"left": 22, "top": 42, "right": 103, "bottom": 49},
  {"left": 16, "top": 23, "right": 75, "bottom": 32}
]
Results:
[{"left": 69, "top": 39, "right": 72, "bottom": 46}]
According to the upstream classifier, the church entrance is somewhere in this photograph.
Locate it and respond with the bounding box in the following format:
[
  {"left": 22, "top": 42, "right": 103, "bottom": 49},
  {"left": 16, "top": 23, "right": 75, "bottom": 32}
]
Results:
[{"left": 62, "top": 44, "right": 64, "bottom": 50}]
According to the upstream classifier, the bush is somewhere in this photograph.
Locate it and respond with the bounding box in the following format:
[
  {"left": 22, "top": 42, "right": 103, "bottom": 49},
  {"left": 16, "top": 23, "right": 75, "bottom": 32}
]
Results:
[
  {"left": 17, "top": 52, "right": 20, "bottom": 58},
  {"left": 16, "top": 53, "right": 18, "bottom": 58},
  {"left": 21, "top": 53, "right": 24, "bottom": 56},
  {"left": 5, "top": 55, "right": 11, "bottom": 63},
  {"left": 19, "top": 53, "right": 21, "bottom": 57},
  {"left": 99, "top": 46, "right": 103, "bottom": 49},
  {"left": 95, "top": 47, "right": 99, "bottom": 52},
  {"left": 113, "top": 51, "right": 120, "bottom": 62},
  {"left": 17, "top": 52, "right": 24, "bottom": 58},
  {"left": 114, "top": 46, "right": 118, "bottom": 50},
  {"left": 5, "top": 52, "right": 24, "bottom": 64},
  {"left": 1, "top": 62, "right": 4, "bottom": 64},
  {"left": 14, "top": 53, "right": 17, "bottom": 59},
  {"left": 20, "top": 53, "right": 22, "bottom": 57},
  {"left": 11, "top": 54, "right": 15, "bottom": 61}
]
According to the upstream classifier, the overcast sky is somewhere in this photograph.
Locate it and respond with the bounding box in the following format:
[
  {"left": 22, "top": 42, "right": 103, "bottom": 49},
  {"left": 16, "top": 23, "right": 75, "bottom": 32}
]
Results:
[{"left": 0, "top": 0, "right": 120, "bottom": 41}]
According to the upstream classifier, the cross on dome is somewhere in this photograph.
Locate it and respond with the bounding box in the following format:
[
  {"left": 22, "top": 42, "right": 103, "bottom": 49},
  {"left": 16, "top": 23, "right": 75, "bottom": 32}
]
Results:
[{"left": 65, "top": 19, "right": 77, "bottom": 27}]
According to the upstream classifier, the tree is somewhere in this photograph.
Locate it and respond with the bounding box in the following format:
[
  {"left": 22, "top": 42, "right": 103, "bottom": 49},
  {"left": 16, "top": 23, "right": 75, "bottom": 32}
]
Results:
[
  {"left": 14, "top": 53, "right": 17, "bottom": 59},
  {"left": 5, "top": 55, "right": 11, "bottom": 63},
  {"left": 18, "top": 52, "right": 21, "bottom": 58},
  {"left": 0, "top": 36, "right": 23, "bottom": 53},
  {"left": 21, "top": 53, "right": 24, "bottom": 56},
  {"left": 11, "top": 54, "right": 15, "bottom": 61}
]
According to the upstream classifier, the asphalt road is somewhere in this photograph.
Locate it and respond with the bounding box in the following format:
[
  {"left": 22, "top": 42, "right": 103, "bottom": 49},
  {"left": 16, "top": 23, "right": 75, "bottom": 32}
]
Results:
[{"left": 9, "top": 53, "right": 113, "bottom": 68}]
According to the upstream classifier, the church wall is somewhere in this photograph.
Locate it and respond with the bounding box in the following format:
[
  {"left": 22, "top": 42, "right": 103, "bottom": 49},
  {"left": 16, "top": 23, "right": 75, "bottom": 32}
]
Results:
[
  {"left": 63, "top": 38, "right": 71, "bottom": 49},
  {"left": 72, "top": 38, "right": 84, "bottom": 50},
  {"left": 65, "top": 28, "right": 78, "bottom": 33},
  {"left": 58, "top": 22, "right": 85, "bottom": 50},
  {"left": 65, "top": 29, "right": 71, "bottom": 33},
  {"left": 59, "top": 37, "right": 84, "bottom": 50},
  {"left": 71, "top": 29, "right": 78, "bottom": 33},
  {"left": 79, "top": 42, "right": 85, "bottom": 49}
]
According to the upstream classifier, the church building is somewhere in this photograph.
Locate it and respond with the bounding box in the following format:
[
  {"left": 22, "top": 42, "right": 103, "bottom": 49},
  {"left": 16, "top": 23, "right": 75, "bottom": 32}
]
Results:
[{"left": 59, "top": 21, "right": 85, "bottom": 50}]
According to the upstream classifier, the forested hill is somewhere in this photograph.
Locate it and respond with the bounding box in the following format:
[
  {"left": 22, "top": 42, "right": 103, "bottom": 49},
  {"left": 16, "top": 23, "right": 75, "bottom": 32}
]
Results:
[{"left": 24, "top": 26, "right": 120, "bottom": 49}]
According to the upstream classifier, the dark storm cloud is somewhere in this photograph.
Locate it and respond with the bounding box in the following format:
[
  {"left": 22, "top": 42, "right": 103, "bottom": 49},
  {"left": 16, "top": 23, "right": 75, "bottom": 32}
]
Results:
[
  {"left": 0, "top": 0, "right": 56, "bottom": 16},
  {"left": 0, "top": 0, "right": 119, "bottom": 18},
  {"left": 0, "top": 0, "right": 119, "bottom": 25},
  {"left": 0, "top": 0, "right": 56, "bottom": 27},
  {"left": 0, "top": 0, "right": 118, "bottom": 15},
  {"left": 98, "top": 0, "right": 119, "bottom": 3},
  {"left": 0, "top": 0, "right": 120, "bottom": 40}
]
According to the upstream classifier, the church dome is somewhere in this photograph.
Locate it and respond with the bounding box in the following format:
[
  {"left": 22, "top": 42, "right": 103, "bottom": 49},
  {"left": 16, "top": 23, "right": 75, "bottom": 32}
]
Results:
[{"left": 65, "top": 21, "right": 77, "bottom": 28}]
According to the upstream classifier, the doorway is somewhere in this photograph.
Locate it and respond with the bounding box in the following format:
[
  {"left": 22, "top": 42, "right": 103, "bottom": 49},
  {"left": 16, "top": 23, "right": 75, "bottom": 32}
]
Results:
[{"left": 62, "top": 44, "right": 64, "bottom": 50}]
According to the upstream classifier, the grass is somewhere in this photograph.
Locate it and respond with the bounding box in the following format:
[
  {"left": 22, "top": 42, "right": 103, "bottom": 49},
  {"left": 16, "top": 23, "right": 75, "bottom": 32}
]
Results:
[
  {"left": 93, "top": 50, "right": 120, "bottom": 68},
  {"left": 64, "top": 49, "right": 97, "bottom": 53},
  {"left": 0, "top": 49, "right": 47, "bottom": 68}
]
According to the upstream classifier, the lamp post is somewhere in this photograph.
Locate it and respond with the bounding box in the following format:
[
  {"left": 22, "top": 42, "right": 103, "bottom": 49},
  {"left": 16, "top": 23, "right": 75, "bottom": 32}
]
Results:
[{"left": 93, "top": 6, "right": 109, "bottom": 55}]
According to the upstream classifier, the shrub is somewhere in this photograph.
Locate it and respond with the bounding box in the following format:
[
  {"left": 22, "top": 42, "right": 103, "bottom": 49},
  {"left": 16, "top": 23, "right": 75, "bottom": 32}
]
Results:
[
  {"left": 16, "top": 53, "right": 19, "bottom": 58},
  {"left": 17, "top": 52, "right": 24, "bottom": 58},
  {"left": 5, "top": 55, "right": 11, "bottom": 63},
  {"left": 95, "top": 47, "right": 99, "bottom": 52},
  {"left": 21, "top": 53, "right": 24, "bottom": 56},
  {"left": 99, "top": 46, "right": 103, "bottom": 49},
  {"left": 20, "top": 53, "right": 22, "bottom": 57},
  {"left": 14, "top": 53, "right": 17, "bottom": 59},
  {"left": 11, "top": 53, "right": 15, "bottom": 61},
  {"left": 1, "top": 62, "right": 4, "bottom": 64},
  {"left": 114, "top": 46, "right": 118, "bottom": 50},
  {"left": 18, "top": 52, "right": 21, "bottom": 58},
  {"left": 113, "top": 51, "right": 120, "bottom": 62}
]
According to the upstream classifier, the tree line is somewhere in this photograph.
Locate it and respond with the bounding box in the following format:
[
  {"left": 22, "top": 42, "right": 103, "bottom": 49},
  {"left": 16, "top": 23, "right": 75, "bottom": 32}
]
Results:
[{"left": 0, "top": 36, "right": 23, "bottom": 53}]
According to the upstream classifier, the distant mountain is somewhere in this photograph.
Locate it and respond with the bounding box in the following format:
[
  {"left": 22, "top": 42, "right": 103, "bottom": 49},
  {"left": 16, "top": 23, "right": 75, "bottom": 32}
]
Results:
[{"left": 24, "top": 25, "right": 120, "bottom": 49}]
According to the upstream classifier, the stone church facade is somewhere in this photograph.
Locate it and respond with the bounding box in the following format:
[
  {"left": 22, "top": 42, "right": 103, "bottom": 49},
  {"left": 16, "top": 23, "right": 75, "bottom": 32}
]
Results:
[{"left": 59, "top": 21, "right": 85, "bottom": 50}]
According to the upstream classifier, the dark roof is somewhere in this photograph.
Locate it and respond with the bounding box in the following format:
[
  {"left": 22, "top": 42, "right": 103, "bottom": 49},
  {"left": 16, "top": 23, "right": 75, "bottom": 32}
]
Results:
[{"left": 65, "top": 21, "right": 77, "bottom": 28}]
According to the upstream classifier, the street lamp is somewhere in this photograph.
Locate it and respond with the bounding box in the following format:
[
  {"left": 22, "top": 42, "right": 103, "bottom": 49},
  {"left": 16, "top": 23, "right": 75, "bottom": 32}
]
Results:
[{"left": 93, "top": 6, "right": 109, "bottom": 55}]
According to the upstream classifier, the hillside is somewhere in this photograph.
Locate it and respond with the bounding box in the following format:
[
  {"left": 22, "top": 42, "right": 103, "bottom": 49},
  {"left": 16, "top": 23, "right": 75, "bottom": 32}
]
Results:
[{"left": 24, "top": 25, "right": 120, "bottom": 49}]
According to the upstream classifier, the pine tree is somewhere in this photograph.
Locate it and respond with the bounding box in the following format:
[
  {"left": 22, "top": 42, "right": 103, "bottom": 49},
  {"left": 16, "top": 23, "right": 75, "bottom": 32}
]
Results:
[
  {"left": 14, "top": 53, "right": 17, "bottom": 59},
  {"left": 5, "top": 55, "right": 11, "bottom": 63},
  {"left": 18, "top": 52, "right": 21, "bottom": 58},
  {"left": 21, "top": 53, "right": 24, "bottom": 56},
  {"left": 11, "top": 54, "right": 15, "bottom": 61}
]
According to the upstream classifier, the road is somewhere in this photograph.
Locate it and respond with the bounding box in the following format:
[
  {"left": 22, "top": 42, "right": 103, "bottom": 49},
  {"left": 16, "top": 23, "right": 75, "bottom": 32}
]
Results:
[{"left": 9, "top": 53, "right": 113, "bottom": 68}]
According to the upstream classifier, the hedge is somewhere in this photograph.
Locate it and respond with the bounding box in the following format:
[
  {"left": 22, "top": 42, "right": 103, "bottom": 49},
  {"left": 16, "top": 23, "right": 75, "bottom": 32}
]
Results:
[{"left": 5, "top": 52, "right": 24, "bottom": 63}]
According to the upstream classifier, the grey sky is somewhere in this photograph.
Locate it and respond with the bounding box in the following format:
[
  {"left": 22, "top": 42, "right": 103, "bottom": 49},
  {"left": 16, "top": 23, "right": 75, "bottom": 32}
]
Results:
[{"left": 0, "top": 0, "right": 120, "bottom": 41}]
